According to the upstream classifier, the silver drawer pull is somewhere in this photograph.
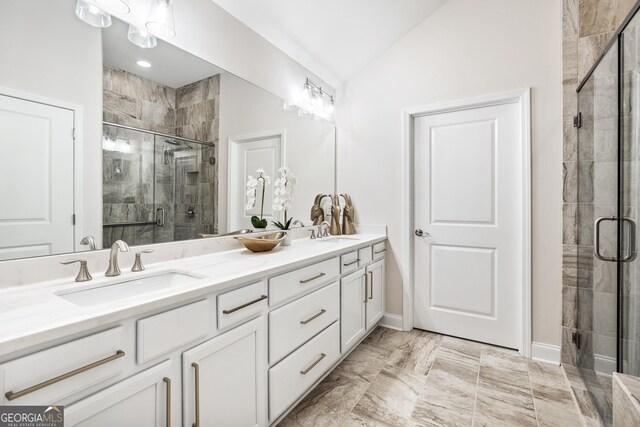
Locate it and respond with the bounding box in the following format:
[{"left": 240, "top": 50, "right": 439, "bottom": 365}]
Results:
[
  {"left": 343, "top": 259, "right": 360, "bottom": 267},
  {"left": 300, "top": 272, "right": 326, "bottom": 284},
  {"left": 300, "top": 309, "right": 327, "bottom": 325},
  {"left": 5, "top": 350, "right": 125, "bottom": 401},
  {"left": 222, "top": 295, "right": 268, "bottom": 314},
  {"left": 300, "top": 353, "right": 326, "bottom": 375},
  {"left": 374, "top": 249, "right": 386, "bottom": 254}
]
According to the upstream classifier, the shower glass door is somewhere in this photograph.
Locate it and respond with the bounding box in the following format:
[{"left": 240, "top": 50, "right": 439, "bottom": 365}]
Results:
[
  {"left": 621, "top": 13, "right": 640, "bottom": 378},
  {"left": 576, "top": 40, "right": 619, "bottom": 425}
]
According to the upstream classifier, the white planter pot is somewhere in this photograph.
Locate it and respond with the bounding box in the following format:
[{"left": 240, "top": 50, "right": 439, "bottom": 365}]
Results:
[{"left": 281, "top": 232, "right": 292, "bottom": 246}]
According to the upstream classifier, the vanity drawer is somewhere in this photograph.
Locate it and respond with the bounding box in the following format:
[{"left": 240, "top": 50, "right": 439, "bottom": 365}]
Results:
[
  {"left": 372, "top": 241, "right": 386, "bottom": 261},
  {"left": 269, "top": 257, "right": 339, "bottom": 306},
  {"left": 269, "top": 321, "right": 340, "bottom": 421},
  {"left": 1, "top": 327, "right": 128, "bottom": 405},
  {"left": 217, "top": 281, "right": 267, "bottom": 330},
  {"left": 358, "top": 246, "right": 373, "bottom": 266},
  {"left": 269, "top": 281, "right": 339, "bottom": 364},
  {"left": 341, "top": 251, "right": 360, "bottom": 275},
  {"left": 137, "top": 299, "right": 210, "bottom": 364}
]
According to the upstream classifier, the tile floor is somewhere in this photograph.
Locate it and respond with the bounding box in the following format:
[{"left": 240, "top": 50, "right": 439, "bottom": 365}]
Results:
[{"left": 279, "top": 327, "right": 584, "bottom": 427}]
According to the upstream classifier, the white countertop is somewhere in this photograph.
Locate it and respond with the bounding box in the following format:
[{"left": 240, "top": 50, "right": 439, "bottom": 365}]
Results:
[{"left": 0, "top": 233, "right": 385, "bottom": 358}]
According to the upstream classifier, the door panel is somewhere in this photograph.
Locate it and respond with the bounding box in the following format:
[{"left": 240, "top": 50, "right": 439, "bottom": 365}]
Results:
[
  {"left": 341, "top": 269, "right": 366, "bottom": 352},
  {"left": 366, "top": 260, "right": 384, "bottom": 329},
  {"left": 0, "top": 94, "right": 75, "bottom": 260},
  {"left": 413, "top": 100, "right": 523, "bottom": 349}
]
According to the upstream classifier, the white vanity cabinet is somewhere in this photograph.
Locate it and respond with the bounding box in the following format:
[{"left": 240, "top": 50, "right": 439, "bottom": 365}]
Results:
[
  {"left": 366, "top": 259, "right": 385, "bottom": 329},
  {"left": 340, "top": 269, "right": 366, "bottom": 352},
  {"left": 182, "top": 316, "right": 267, "bottom": 427},
  {"left": 64, "top": 360, "right": 172, "bottom": 427}
]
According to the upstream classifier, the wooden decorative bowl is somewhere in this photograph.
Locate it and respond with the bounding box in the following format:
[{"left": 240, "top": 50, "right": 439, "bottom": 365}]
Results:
[{"left": 235, "top": 232, "right": 286, "bottom": 253}]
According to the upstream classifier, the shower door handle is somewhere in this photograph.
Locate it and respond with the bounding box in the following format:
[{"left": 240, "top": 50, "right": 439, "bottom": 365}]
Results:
[
  {"left": 156, "top": 208, "right": 165, "bottom": 227},
  {"left": 622, "top": 217, "right": 637, "bottom": 262},
  {"left": 595, "top": 216, "right": 616, "bottom": 262}
]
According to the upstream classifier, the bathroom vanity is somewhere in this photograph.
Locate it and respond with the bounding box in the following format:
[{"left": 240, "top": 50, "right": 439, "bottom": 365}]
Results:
[{"left": 0, "top": 234, "right": 386, "bottom": 426}]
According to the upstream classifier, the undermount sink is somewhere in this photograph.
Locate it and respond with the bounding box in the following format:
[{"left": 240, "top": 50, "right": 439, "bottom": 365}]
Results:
[
  {"left": 56, "top": 271, "right": 203, "bottom": 307},
  {"left": 318, "top": 236, "right": 361, "bottom": 243}
]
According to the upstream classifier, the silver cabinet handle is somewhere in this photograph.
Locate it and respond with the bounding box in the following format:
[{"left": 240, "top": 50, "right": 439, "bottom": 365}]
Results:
[
  {"left": 374, "top": 248, "right": 386, "bottom": 254},
  {"left": 622, "top": 217, "right": 637, "bottom": 262},
  {"left": 300, "top": 309, "right": 326, "bottom": 324},
  {"left": 300, "top": 272, "right": 326, "bottom": 284},
  {"left": 191, "top": 363, "right": 200, "bottom": 427},
  {"left": 300, "top": 353, "right": 326, "bottom": 375},
  {"left": 363, "top": 273, "right": 368, "bottom": 303},
  {"left": 5, "top": 350, "right": 125, "bottom": 401},
  {"left": 368, "top": 271, "right": 374, "bottom": 300},
  {"left": 222, "top": 295, "right": 268, "bottom": 314},
  {"left": 343, "top": 259, "right": 360, "bottom": 267},
  {"left": 595, "top": 217, "right": 616, "bottom": 262},
  {"left": 163, "top": 377, "right": 171, "bottom": 427}
]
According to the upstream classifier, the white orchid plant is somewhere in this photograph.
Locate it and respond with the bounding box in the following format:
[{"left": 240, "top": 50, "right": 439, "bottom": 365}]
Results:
[
  {"left": 245, "top": 168, "right": 271, "bottom": 228},
  {"left": 272, "top": 167, "right": 297, "bottom": 230}
]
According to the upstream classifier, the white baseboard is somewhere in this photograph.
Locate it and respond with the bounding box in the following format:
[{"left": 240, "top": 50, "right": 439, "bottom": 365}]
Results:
[
  {"left": 531, "top": 342, "right": 561, "bottom": 365},
  {"left": 379, "top": 313, "right": 403, "bottom": 330},
  {"left": 594, "top": 354, "right": 616, "bottom": 377}
]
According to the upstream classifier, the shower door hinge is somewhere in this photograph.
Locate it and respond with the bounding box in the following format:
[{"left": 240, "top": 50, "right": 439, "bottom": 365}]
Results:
[
  {"left": 572, "top": 332, "right": 581, "bottom": 348},
  {"left": 72, "top": 214, "right": 76, "bottom": 225},
  {"left": 573, "top": 113, "right": 582, "bottom": 128}
]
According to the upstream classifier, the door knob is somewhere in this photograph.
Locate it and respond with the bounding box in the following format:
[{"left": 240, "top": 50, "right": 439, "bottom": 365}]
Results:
[{"left": 415, "top": 229, "right": 430, "bottom": 237}]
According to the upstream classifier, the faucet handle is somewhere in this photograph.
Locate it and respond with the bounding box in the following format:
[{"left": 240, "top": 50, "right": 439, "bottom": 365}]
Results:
[
  {"left": 60, "top": 259, "right": 92, "bottom": 282},
  {"left": 132, "top": 249, "right": 153, "bottom": 272}
]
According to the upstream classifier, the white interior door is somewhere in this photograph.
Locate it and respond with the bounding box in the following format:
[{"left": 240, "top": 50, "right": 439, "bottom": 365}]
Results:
[
  {"left": 228, "top": 131, "right": 283, "bottom": 231},
  {"left": 0, "top": 94, "right": 75, "bottom": 261},
  {"left": 413, "top": 100, "right": 524, "bottom": 349}
]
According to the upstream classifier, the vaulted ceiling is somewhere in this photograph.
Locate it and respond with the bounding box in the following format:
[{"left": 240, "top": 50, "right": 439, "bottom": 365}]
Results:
[{"left": 211, "top": 0, "right": 449, "bottom": 87}]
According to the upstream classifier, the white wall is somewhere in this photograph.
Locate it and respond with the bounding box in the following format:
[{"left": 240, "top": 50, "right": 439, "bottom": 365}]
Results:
[
  {"left": 219, "top": 72, "right": 335, "bottom": 231},
  {"left": 336, "top": 0, "right": 563, "bottom": 346},
  {"left": 0, "top": 0, "right": 104, "bottom": 247}
]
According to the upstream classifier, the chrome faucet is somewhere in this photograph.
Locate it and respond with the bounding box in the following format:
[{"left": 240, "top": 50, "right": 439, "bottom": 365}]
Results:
[
  {"left": 319, "top": 221, "right": 330, "bottom": 238},
  {"left": 105, "top": 240, "right": 130, "bottom": 277},
  {"left": 80, "top": 235, "right": 97, "bottom": 251}
]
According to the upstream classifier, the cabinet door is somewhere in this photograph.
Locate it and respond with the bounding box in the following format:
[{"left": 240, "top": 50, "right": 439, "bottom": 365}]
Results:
[
  {"left": 182, "top": 316, "right": 267, "bottom": 427},
  {"left": 341, "top": 269, "right": 366, "bottom": 353},
  {"left": 366, "top": 259, "right": 385, "bottom": 329},
  {"left": 65, "top": 361, "right": 173, "bottom": 427}
]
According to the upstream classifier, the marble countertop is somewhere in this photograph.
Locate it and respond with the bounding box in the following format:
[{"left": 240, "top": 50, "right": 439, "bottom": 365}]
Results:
[{"left": 0, "top": 233, "right": 385, "bottom": 358}]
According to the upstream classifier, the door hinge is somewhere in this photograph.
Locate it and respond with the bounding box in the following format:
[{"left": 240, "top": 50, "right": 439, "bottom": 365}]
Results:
[
  {"left": 72, "top": 214, "right": 76, "bottom": 225},
  {"left": 572, "top": 332, "right": 581, "bottom": 349},
  {"left": 72, "top": 128, "right": 76, "bottom": 141},
  {"left": 573, "top": 112, "right": 582, "bottom": 128}
]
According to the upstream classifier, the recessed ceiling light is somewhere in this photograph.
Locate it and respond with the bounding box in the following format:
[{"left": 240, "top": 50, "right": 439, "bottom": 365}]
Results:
[{"left": 136, "top": 60, "right": 152, "bottom": 68}]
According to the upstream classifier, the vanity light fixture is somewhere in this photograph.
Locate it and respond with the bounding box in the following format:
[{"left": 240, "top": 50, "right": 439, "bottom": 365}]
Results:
[
  {"left": 284, "top": 78, "right": 335, "bottom": 121},
  {"left": 75, "top": 0, "right": 112, "bottom": 28},
  {"left": 136, "top": 60, "right": 152, "bottom": 68},
  {"left": 145, "top": 0, "right": 176, "bottom": 39},
  {"left": 128, "top": 25, "right": 158, "bottom": 49},
  {"left": 94, "top": 0, "right": 130, "bottom": 14}
]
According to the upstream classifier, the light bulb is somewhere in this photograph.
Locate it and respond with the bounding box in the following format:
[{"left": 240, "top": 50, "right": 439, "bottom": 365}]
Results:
[
  {"left": 146, "top": 0, "right": 176, "bottom": 39},
  {"left": 75, "top": 0, "right": 111, "bottom": 28},
  {"left": 128, "top": 25, "right": 158, "bottom": 48}
]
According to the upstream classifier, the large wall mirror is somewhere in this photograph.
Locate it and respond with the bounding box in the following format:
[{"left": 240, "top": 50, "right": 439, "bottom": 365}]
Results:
[{"left": 0, "top": 0, "right": 335, "bottom": 262}]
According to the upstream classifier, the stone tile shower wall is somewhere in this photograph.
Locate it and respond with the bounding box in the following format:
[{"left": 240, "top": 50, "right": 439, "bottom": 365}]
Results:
[
  {"left": 174, "top": 76, "right": 219, "bottom": 239},
  {"left": 102, "top": 66, "right": 219, "bottom": 247},
  {"left": 561, "top": 0, "right": 636, "bottom": 367}
]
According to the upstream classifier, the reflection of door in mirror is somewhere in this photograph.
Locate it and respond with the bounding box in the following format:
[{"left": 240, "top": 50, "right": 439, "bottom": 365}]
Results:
[
  {"left": 228, "top": 131, "right": 284, "bottom": 231},
  {"left": 0, "top": 94, "right": 76, "bottom": 260}
]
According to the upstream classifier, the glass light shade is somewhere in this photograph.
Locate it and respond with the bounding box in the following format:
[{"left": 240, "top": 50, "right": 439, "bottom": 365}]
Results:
[
  {"left": 128, "top": 25, "right": 158, "bottom": 48},
  {"left": 75, "top": 0, "right": 111, "bottom": 28},
  {"left": 95, "top": 0, "right": 130, "bottom": 14},
  {"left": 145, "top": 0, "right": 176, "bottom": 39}
]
